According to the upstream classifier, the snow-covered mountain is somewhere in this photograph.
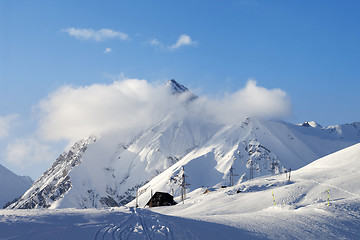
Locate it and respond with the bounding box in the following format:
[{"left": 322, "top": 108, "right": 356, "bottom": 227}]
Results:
[
  {"left": 0, "top": 164, "right": 33, "bottom": 208},
  {"left": 10, "top": 114, "right": 219, "bottom": 209},
  {"left": 9, "top": 80, "right": 360, "bottom": 209},
  {"left": 131, "top": 117, "right": 360, "bottom": 206}
]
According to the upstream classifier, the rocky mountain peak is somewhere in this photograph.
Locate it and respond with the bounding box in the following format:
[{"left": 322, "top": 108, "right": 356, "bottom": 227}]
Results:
[
  {"left": 166, "top": 79, "right": 198, "bottom": 101},
  {"left": 166, "top": 79, "right": 189, "bottom": 94}
]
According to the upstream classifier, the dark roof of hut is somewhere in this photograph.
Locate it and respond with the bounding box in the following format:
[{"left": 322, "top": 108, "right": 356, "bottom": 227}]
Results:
[{"left": 146, "top": 192, "right": 177, "bottom": 207}]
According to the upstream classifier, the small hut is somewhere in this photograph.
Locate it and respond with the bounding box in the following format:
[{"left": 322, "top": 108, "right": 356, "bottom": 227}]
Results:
[{"left": 146, "top": 192, "right": 177, "bottom": 207}]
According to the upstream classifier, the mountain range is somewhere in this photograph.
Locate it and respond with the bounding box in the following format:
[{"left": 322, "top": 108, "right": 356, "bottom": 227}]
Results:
[{"left": 8, "top": 80, "right": 360, "bottom": 209}]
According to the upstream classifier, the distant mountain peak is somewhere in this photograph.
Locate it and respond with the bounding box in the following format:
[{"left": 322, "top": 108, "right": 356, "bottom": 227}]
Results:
[
  {"left": 0, "top": 164, "right": 33, "bottom": 208},
  {"left": 166, "top": 79, "right": 190, "bottom": 95},
  {"left": 166, "top": 79, "right": 198, "bottom": 101},
  {"left": 299, "top": 121, "right": 322, "bottom": 128}
]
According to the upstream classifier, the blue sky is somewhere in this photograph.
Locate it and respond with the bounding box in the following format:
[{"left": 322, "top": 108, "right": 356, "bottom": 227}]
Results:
[{"left": 1, "top": 0, "right": 360, "bottom": 179}]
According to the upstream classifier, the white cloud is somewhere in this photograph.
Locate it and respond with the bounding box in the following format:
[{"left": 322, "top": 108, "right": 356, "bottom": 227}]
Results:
[
  {"left": 6, "top": 138, "right": 57, "bottom": 167},
  {"left": 149, "top": 34, "right": 197, "bottom": 51},
  {"left": 201, "top": 80, "right": 291, "bottom": 124},
  {"left": 169, "top": 34, "right": 197, "bottom": 50},
  {"left": 62, "top": 28, "right": 129, "bottom": 41},
  {"left": 104, "top": 48, "right": 112, "bottom": 53},
  {"left": 0, "top": 114, "right": 18, "bottom": 139},
  {"left": 34, "top": 78, "right": 291, "bottom": 144},
  {"left": 35, "top": 79, "right": 191, "bottom": 142}
]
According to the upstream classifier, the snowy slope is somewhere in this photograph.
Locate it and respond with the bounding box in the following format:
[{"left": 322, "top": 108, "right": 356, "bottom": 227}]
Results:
[
  {"left": 52, "top": 115, "right": 219, "bottom": 209},
  {"left": 0, "top": 164, "right": 33, "bottom": 208},
  {"left": 131, "top": 118, "right": 360, "bottom": 207},
  {"left": 149, "top": 143, "right": 360, "bottom": 239},
  {"left": 158, "top": 142, "right": 360, "bottom": 215},
  {"left": 1, "top": 144, "right": 360, "bottom": 239}
]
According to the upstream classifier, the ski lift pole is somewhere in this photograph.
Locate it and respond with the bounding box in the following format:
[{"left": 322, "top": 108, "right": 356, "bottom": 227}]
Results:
[
  {"left": 135, "top": 188, "right": 139, "bottom": 208},
  {"left": 180, "top": 166, "right": 189, "bottom": 204},
  {"left": 229, "top": 166, "right": 238, "bottom": 186},
  {"left": 288, "top": 168, "right": 291, "bottom": 182}
]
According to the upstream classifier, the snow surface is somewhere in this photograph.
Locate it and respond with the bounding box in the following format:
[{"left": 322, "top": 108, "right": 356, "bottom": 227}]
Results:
[{"left": 1, "top": 143, "right": 360, "bottom": 239}]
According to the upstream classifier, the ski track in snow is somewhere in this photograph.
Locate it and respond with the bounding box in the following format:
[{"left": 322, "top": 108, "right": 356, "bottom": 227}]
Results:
[
  {"left": 306, "top": 178, "right": 360, "bottom": 198},
  {"left": 93, "top": 208, "right": 177, "bottom": 240},
  {"left": 94, "top": 214, "right": 132, "bottom": 240}
]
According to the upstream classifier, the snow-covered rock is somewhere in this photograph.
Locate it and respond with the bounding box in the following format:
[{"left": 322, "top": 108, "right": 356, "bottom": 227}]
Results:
[
  {"left": 9, "top": 137, "right": 96, "bottom": 209},
  {"left": 166, "top": 79, "right": 198, "bottom": 101},
  {"left": 166, "top": 79, "right": 189, "bottom": 94}
]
